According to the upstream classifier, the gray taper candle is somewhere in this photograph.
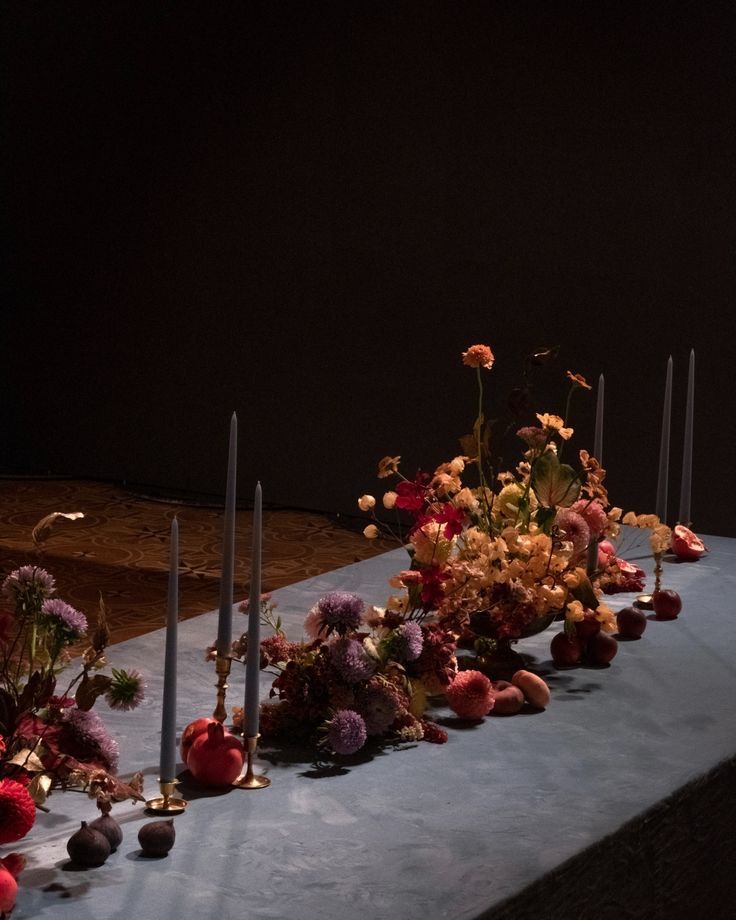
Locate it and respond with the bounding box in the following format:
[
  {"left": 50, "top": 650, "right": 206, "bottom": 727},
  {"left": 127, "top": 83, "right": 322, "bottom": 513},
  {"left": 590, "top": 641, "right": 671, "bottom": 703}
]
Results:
[
  {"left": 678, "top": 349, "right": 695, "bottom": 525},
  {"left": 216, "top": 413, "right": 238, "bottom": 657},
  {"left": 655, "top": 357, "right": 673, "bottom": 523},
  {"left": 159, "top": 516, "right": 179, "bottom": 782},
  {"left": 586, "top": 374, "right": 605, "bottom": 575},
  {"left": 244, "top": 482, "right": 262, "bottom": 736}
]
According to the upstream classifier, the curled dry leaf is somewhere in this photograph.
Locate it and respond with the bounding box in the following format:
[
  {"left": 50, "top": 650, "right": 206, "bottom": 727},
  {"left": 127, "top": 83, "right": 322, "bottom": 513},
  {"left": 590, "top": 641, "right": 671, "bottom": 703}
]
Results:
[
  {"left": 31, "top": 511, "right": 85, "bottom": 546},
  {"left": 28, "top": 772, "right": 53, "bottom": 806}
]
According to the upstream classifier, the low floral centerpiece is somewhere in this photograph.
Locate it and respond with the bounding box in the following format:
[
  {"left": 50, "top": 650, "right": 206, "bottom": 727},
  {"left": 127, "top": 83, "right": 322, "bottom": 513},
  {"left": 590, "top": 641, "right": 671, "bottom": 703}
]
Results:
[{"left": 0, "top": 564, "right": 145, "bottom": 847}]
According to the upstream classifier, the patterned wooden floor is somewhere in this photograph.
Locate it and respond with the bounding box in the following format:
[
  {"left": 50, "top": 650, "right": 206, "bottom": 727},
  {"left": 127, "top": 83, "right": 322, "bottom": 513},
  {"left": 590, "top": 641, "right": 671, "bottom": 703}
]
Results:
[{"left": 0, "top": 479, "right": 391, "bottom": 645}]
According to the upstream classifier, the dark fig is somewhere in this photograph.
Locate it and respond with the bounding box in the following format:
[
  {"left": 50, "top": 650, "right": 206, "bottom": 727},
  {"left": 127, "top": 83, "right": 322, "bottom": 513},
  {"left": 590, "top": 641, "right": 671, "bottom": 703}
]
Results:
[
  {"left": 67, "top": 821, "right": 111, "bottom": 867},
  {"left": 138, "top": 819, "right": 175, "bottom": 858},
  {"left": 89, "top": 813, "right": 123, "bottom": 852}
]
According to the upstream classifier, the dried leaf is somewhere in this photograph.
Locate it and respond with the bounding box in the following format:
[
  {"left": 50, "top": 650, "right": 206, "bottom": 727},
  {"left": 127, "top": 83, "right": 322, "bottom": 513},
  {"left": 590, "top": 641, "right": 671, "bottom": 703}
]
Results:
[
  {"left": 28, "top": 773, "right": 53, "bottom": 806},
  {"left": 32, "top": 511, "right": 85, "bottom": 546},
  {"left": 75, "top": 673, "right": 113, "bottom": 712},
  {"left": 531, "top": 451, "right": 581, "bottom": 508},
  {"left": 91, "top": 593, "right": 111, "bottom": 653},
  {"left": 8, "top": 748, "right": 46, "bottom": 772}
]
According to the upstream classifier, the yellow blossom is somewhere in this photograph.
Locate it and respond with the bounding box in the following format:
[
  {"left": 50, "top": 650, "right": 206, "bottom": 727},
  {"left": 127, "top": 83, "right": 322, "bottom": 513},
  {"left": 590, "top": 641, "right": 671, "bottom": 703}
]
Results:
[
  {"left": 410, "top": 522, "right": 454, "bottom": 566},
  {"left": 594, "top": 603, "right": 617, "bottom": 633},
  {"left": 563, "top": 567, "right": 588, "bottom": 589},
  {"left": 566, "top": 599, "right": 586, "bottom": 622},
  {"left": 358, "top": 494, "right": 376, "bottom": 511},
  {"left": 363, "top": 524, "right": 380, "bottom": 540}
]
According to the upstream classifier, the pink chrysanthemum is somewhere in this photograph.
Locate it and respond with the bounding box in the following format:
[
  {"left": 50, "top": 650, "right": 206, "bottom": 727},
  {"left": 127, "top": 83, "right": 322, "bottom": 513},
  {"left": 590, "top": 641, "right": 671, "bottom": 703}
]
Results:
[
  {"left": 446, "top": 670, "right": 495, "bottom": 720},
  {"left": 555, "top": 509, "right": 591, "bottom": 555},
  {"left": 326, "top": 709, "right": 367, "bottom": 755},
  {"left": 0, "top": 779, "right": 36, "bottom": 845},
  {"left": 570, "top": 499, "right": 608, "bottom": 539}
]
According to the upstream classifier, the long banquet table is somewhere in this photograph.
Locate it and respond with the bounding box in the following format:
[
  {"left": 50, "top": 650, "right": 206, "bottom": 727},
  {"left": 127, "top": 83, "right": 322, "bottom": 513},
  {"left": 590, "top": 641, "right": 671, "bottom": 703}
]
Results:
[{"left": 8, "top": 533, "right": 736, "bottom": 920}]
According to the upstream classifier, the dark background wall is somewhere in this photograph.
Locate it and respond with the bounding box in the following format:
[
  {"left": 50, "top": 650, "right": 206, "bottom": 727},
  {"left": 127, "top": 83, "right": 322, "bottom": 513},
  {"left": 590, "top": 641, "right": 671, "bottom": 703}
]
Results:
[{"left": 3, "top": 1, "right": 735, "bottom": 534}]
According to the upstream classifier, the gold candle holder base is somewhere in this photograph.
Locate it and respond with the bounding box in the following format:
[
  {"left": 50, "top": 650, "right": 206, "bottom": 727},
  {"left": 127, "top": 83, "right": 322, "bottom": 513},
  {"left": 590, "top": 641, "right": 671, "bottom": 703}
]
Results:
[
  {"left": 145, "top": 778, "right": 188, "bottom": 814},
  {"left": 213, "top": 653, "right": 233, "bottom": 723},
  {"left": 233, "top": 734, "right": 271, "bottom": 790}
]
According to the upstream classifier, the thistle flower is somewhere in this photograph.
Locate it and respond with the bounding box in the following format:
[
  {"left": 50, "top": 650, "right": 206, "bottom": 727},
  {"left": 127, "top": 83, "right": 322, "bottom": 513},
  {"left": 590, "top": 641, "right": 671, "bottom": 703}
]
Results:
[
  {"left": 330, "top": 638, "right": 375, "bottom": 683},
  {"left": 325, "top": 709, "right": 367, "bottom": 756},
  {"left": 307, "top": 591, "right": 364, "bottom": 637},
  {"left": 60, "top": 708, "right": 119, "bottom": 772},
  {"left": 394, "top": 621, "right": 423, "bottom": 661},
  {"left": 41, "top": 598, "right": 88, "bottom": 638},
  {"left": 105, "top": 669, "right": 146, "bottom": 711}
]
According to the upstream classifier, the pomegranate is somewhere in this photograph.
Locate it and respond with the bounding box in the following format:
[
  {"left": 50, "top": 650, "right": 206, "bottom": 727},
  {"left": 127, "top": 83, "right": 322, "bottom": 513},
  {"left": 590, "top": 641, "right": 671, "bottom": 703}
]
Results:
[
  {"left": 652, "top": 589, "right": 682, "bottom": 620},
  {"left": 616, "top": 605, "right": 647, "bottom": 639},
  {"left": 671, "top": 525, "right": 707, "bottom": 561},
  {"left": 180, "top": 716, "right": 218, "bottom": 766},
  {"left": 187, "top": 721, "right": 245, "bottom": 787},
  {"left": 550, "top": 632, "right": 583, "bottom": 667},
  {"left": 0, "top": 866, "right": 18, "bottom": 915},
  {"left": 587, "top": 632, "right": 618, "bottom": 666}
]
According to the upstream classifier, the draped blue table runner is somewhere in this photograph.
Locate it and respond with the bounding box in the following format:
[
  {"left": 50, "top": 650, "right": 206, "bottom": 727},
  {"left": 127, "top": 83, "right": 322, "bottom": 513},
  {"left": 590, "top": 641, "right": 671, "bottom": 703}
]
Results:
[{"left": 11, "top": 534, "right": 736, "bottom": 920}]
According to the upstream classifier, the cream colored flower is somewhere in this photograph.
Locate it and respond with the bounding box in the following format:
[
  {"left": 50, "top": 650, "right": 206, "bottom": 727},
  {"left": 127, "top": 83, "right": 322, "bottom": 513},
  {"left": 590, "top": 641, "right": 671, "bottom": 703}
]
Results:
[
  {"left": 565, "top": 599, "right": 586, "bottom": 622},
  {"left": 410, "top": 521, "right": 453, "bottom": 565},
  {"left": 454, "top": 487, "right": 479, "bottom": 513},
  {"left": 358, "top": 494, "right": 376, "bottom": 511},
  {"left": 536, "top": 413, "right": 573, "bottom": 440},
  {"left": 382, "top": 491, "right": 398, "bottom": 509},
  {"left": 363, "top": 524, "right": 380, "bottom": 539}
]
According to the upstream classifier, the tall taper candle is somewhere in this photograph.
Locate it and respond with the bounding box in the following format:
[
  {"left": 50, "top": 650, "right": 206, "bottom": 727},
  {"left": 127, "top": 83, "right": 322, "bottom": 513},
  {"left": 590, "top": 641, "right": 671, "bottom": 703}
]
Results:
[
  {"left": 678, "top": 349, "right": 695, "bottom": 525},
  {"left": 586, "top": 374, "right": 605, "bottom": 575},
  {"left": 655, "top": 356, "right": 673, "bottom": 523},
  {"left": 216, "top": 412, "right": 238, "bottom": 657},
  {"left": 245, "top": 482, "right": 262, "bottom": 736},
  {"left": 593, "top": 374, "right": 604, "bottom": 464},
  {"left": 159, "top": 516, "right": 179, "bottom": 782}
]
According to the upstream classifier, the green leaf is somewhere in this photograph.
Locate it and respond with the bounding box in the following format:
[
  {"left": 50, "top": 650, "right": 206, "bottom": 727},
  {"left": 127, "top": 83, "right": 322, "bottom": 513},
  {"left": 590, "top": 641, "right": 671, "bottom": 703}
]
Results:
[
  {"left": 531, "top": 452, "right": 581, "bottom": 508},
  {"left": 534, "top": 506, "right": 557, "bottom": 533}
]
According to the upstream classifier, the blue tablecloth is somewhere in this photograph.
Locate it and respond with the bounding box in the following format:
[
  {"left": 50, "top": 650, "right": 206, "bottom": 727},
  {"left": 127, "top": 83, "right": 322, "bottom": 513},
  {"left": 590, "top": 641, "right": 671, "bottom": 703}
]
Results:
[{"left": 8, "top": 533, "right": 736, "bottom": 919}]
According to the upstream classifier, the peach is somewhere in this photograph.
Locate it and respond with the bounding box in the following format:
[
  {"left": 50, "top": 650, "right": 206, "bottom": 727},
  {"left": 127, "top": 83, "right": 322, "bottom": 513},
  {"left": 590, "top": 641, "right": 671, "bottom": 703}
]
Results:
[
  {"left": 511, "top": 670, "right": 551, "bottom": 709},
  {"left": 489, "top": 680, "right": 525, "bottom": 716}
]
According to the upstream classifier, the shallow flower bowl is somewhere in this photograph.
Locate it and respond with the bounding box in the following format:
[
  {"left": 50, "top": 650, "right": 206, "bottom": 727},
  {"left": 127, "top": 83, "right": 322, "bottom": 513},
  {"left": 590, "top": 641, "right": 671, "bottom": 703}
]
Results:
[{"left": 468, "top": 610, "right": 558, "bottom": 680}]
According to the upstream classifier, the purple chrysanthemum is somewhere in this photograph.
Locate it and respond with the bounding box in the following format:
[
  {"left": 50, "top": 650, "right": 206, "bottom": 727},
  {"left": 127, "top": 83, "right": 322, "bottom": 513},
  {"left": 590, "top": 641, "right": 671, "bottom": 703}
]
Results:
[
  {"left": 555, "top": 509, "right": 591, "bottom": 556},
  {"left": 395, "top": 621, "right": 423, "bottom": 661},
  {"left": 311, "top": 591, "right": 365, "bottom": 636},
  {"left": 105, "top": 669, "right": 146, "bottom": 711},
  {"left": 41, "top": 598, "right": 88, "bottom": 637},
  {"left": 2, "top": 565, "right": 56, "bottom": 613},
  {"left": 330, "top": 637, "right": 375, "bottom": 683},
  {"left": 326, "top": 709, "right": 367, "bottom": 755},
  {"left": 60, "top": 708, "right": 119, "bottom": 772}
]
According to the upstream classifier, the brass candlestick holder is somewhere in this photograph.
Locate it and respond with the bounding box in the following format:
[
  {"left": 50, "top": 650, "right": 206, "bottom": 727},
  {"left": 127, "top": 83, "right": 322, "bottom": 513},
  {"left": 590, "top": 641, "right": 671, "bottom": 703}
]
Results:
[
  {"left": 213, "top": 653, "right": 232, "bottom": 723},
  {"left": 233, "top": 734, "right": 271, "bottom": 790},
  {"left": 636, "top": 550, "right": 663, "bottom": 609},
  {"left": 145, "top": 778, "right": 188, "bottom": 814}
]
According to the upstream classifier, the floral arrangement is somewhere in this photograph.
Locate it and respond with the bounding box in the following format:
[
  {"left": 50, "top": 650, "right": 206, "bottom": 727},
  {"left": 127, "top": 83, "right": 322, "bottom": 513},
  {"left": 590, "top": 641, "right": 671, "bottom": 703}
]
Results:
[
  {"left": 218, "top": 344, "right": 678, "bottom": 758},
  {"left": 356, "top": 344, "right": 671, "bottom": 668},
  {"left": 0, "top": 564, "right": 145, "bottom": 846},
  {"left": 227, "top": 592, "right": 457, "bottom": 756}
]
